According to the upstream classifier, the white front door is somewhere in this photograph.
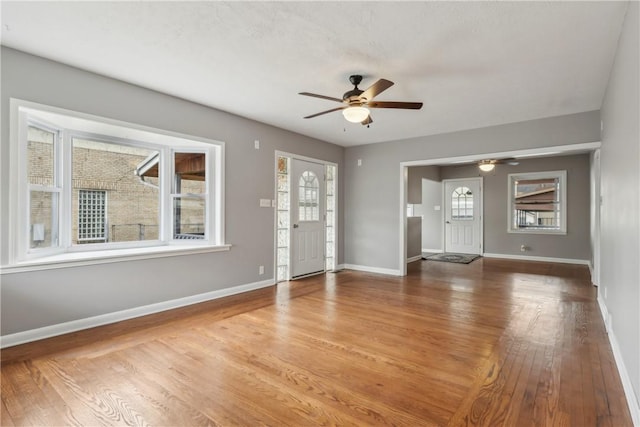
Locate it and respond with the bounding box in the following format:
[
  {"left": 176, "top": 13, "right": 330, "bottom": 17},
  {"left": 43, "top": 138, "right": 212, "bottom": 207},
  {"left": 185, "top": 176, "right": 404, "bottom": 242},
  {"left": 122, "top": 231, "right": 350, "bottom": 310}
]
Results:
[
  {"left": 444, "top": 178, "right": 482, "bottom": 255},
  {"left": 291, "top": 159, "right": 325, "bottom": 278}
]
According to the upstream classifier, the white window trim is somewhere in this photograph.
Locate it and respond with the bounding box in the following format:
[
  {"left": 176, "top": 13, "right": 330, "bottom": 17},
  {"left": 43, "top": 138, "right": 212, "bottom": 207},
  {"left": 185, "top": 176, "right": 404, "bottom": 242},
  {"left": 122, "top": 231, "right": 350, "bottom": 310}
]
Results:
[
  {"left": 6, "top": 98, "right": 227, "bottom": 271},
  {"left": 507, "top": 170, "right": 567, "bottom": 235}
]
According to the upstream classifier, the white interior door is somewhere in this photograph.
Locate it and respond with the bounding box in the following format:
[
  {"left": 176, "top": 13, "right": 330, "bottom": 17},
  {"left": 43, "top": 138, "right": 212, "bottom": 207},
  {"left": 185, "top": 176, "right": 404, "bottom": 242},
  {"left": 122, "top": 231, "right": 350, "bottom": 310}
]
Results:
[
  {"left": 444, "top": 178, "right": 482, "bottom": 255},
  {"left": 291, "top": 159, "right": 325, "bottom": 278}
]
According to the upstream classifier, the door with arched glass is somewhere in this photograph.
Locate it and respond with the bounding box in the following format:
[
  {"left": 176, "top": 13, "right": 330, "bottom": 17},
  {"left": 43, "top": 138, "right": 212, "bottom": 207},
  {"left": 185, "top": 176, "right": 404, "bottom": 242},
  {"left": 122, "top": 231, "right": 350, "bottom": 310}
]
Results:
[
  {"left": 291, "top": 159, "right": 325, "bottom": 277},
  {"left": 444, "top": 178, "right": 482, "bottom": 255}
]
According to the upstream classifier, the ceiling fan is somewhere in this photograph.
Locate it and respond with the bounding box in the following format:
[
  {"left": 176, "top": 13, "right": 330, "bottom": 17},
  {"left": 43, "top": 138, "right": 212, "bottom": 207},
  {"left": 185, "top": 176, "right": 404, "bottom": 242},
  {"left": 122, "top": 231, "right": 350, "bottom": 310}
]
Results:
[
  {"left": 299, "top": 75, "right": 423, "bottom": 126},
  {"left": 478, "top": 158, "right": 519, "bottom": 172}
]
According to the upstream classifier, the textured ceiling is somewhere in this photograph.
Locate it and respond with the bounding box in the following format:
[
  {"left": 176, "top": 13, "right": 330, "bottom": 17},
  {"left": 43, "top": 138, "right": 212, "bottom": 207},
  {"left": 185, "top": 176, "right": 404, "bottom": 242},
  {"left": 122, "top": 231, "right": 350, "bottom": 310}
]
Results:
[{"left": 0, "top": 1, "right": 628, "bottom": 147}]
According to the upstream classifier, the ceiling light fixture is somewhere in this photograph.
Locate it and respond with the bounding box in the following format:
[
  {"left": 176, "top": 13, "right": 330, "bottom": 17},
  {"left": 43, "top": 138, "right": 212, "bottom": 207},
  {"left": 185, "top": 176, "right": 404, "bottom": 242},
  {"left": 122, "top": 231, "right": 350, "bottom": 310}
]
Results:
[
  {"left": 478, "top": 161, "right": 495, "bottom": 172},
  {"left": 342, "top": 106, "right": 370, "bottom": 123}
]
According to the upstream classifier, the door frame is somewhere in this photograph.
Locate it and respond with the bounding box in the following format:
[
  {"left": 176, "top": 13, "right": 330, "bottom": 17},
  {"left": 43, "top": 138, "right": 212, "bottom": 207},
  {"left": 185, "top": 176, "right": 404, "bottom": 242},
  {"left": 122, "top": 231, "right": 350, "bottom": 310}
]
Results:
[
  {"left": 441, "top": 177, "right": 484, "bottom": 255},
  {"left": 274, "top": 151, "right": 338, "bottom": 282},
  {"left": 591, "top": 149, "right": 601, "bottom": 287}
]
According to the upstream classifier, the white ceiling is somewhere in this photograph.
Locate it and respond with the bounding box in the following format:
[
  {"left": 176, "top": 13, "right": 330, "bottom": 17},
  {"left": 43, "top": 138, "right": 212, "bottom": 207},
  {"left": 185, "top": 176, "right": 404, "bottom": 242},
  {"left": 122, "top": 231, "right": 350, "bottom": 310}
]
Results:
[{"left": 1, "top": 1, "right": 628, "bottom": 147}]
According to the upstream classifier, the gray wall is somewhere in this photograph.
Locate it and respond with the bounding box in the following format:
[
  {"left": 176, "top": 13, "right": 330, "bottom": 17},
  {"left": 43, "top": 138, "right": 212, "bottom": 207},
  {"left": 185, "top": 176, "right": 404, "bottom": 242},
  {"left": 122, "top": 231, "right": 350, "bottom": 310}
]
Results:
[
  {"left": 406, "top": 217, "right": 422, "bottom": 260},
  {"left": 0, "top": 47, "right": 345, "bottom": 336},
  {"left": 344, "top": 111, "right": 601, "bottom": 271},
  {"left": 408, "top": 166, "right": 442, "bottom": 252},
  {"left": 439, "top": 154, "right": 591, "bottom": 260},
  {"left": 406, "top": 166, "right": 432, "bottom": 257},
  {"left": 600, "top": 0, "right": 639, "bottom": 408}
]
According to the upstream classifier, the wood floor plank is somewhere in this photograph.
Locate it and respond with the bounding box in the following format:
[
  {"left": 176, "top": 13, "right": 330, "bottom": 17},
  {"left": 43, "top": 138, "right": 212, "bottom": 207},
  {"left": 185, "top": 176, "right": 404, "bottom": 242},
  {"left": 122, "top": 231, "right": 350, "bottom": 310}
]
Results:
[
  {"left": 0, "top": 258, "right": 634, "bottom": 426},
  {"left": 188, "top": 319, "right": 446, "bottom": 425}
]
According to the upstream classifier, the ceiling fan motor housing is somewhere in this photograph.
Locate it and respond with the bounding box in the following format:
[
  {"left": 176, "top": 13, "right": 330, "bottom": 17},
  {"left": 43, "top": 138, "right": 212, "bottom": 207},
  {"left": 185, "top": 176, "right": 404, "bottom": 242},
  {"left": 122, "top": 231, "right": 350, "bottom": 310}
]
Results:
[{"left": 344, "top": 75, "right": 365, "bottom": 104}]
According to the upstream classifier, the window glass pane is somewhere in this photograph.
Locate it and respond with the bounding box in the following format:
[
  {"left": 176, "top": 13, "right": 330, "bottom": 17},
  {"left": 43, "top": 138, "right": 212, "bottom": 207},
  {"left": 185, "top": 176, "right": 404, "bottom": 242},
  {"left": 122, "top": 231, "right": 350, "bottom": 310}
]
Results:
[
  {"left": 278, "top": 157, "right": 288, "bottom": 174},
  {"left": 27, "top": 126, "right": 55, "bottom": 186},
  {"left": 277, "top": 173, "right": 289, "bottom": 192},
  {"left": 276, "top": 156, "right": 290, "bottom": 282},
  {"left": 513, "top": 177, "right": 560, "bottom": 230},
  {"left": 30, "top": 190, "right": 58, "bottom": 249},
  {"left": 173, "top": 197, "right": 205, "bottom": 239},
  {"left": 298, "top": 170, "right": 319, "bottom": 221},
  {"left": 174, "top": 152, "right": 206, "bottom": 194},
  {"left": 77, "top": 190, "right": 106, "bottom": 243},
  {"left": 72, "top": 138, "right": 160, "bottom": 244},
  {"left": 451, "top": 186, "right": 473, "bottom": 220}
]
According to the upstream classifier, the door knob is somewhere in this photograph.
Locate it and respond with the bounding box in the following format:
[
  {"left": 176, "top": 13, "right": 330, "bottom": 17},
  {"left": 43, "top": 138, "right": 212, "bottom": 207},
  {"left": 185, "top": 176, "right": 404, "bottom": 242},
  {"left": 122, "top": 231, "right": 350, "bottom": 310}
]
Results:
[
  {"left": 446, "top": 221, "right": 451, "bottom": 224},
  {"left": 293, "top": 224, "right": 299, "bottom": 228}
]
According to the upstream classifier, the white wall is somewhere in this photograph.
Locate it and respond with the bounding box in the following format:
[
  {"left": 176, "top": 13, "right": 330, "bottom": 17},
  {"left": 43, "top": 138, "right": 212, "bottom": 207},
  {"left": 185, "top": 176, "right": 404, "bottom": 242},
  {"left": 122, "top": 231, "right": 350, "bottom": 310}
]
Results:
[
  {"left": 0, "top": 48, "right": 345, "bottom": 337},
  {"left": 600, "top": 0, "right": 640, "bottom": 414}
]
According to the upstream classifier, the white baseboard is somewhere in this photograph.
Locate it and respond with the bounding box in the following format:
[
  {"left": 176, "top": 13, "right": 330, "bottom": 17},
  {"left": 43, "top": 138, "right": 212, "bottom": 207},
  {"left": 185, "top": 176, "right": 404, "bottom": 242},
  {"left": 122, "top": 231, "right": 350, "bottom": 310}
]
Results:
[
  {"left": 407, "top": 255, "right": 422, "bottom": 263},
  {"left": 597, "top": 293, "right": 610, "bottom": 333},
  {"left": 342, "top": 263, "right": 403, "bottom": 277},
  {"left": 0, "top": 278, "right": 276, "bottom": 349},
  {"left": 588, "top": 261, "right": 600, "bottom": 287},
  {"left": 422, "top": 248, "right": 443, "bottom": 253},
  {"left": 597, "top": 295, "right": 640, "bottom": 426},
  {"left": 483, "top": 252, "right": 590, "bottom": 265}
]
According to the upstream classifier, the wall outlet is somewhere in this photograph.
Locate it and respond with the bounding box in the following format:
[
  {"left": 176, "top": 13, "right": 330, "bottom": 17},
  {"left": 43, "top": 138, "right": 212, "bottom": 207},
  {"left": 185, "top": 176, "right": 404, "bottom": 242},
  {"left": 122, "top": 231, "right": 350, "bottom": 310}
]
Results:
[
  {"left": 259, "top": 265, "right": 264, "bottom": 275},
  {"left": 357, "top": 159, "right": 362, "bottom": 166},
  {"left": 254, "top": 139, "right": 260, "bottom": 149}
]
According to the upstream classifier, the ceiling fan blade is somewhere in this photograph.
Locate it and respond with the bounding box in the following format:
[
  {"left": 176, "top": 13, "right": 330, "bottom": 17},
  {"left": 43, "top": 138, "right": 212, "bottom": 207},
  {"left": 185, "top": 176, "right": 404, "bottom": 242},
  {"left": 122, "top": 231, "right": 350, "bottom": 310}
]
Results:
[
  {"left": 361, "top": 115, "right": 373, "bottom": 126},
  {"left": 303, "top": 106, "right": 346, "bottom": 119},
  {"left": 360, "top": 79, "right": 394, "bottom": 101},
  {"left": 495, "top": 157, "right": 518, "bottom": 164},
  {"left": 367, "top": 101, "right": 423, "bottom": 109},
  {"left": 299, "top": 92, "right": 344, "bottom": 103}
]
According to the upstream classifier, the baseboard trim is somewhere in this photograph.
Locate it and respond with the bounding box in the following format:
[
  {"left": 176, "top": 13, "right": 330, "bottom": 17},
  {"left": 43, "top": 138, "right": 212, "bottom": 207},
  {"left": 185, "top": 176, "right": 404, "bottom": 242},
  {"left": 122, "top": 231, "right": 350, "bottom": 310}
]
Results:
[
  {"left": 597, "top": 295, "right": 640, "bottom": 426},
  {"left": 0, "top": 278, "right": 276, "bottom": 349},
  {"left": 422, "top": 248, "right": 443, "bottom": 254},
  {"left": 342, "top": 263, "right": 403, "bottom": 277},
  {"left": 407, "top": 255, "right": 422, "bottom": 263},
  {"left": 597, "top": 293, "right": 610, "bottom": 332},
  {"left": 483, "top": 253, "right": 590, "bottom": 265}
]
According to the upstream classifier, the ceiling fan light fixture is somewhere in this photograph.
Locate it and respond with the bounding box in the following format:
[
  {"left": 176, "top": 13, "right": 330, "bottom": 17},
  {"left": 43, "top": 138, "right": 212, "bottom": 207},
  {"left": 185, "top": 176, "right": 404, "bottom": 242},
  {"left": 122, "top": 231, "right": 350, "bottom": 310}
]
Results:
[
  {"left": 342, "top": 106, "right": 370, "bottom": 123},
  {"left": 478, "top": 161, "right": 495, "bottom": 172}
]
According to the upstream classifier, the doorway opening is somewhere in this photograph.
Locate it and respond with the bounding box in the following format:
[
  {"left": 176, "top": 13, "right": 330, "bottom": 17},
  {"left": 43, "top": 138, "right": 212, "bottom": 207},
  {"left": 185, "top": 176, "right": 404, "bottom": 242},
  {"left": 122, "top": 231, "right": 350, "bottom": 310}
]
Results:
[{"left": 275, "top": 152, "right": 337, "bottom": 282}]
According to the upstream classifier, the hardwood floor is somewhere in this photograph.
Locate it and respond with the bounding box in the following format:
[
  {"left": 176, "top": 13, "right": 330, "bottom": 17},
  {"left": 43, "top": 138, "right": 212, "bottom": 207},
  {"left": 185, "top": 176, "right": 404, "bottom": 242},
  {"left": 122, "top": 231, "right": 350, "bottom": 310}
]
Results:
[{"left": 1, "top": 258, "right": 633, "bottom": 426}]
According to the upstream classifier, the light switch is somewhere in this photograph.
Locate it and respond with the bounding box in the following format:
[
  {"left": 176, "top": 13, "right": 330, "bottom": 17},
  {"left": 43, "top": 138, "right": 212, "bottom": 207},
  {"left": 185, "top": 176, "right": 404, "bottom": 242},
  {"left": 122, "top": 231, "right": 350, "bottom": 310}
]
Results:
[{"left": 434, "top": 205, "right": 441, "bottom": 211}]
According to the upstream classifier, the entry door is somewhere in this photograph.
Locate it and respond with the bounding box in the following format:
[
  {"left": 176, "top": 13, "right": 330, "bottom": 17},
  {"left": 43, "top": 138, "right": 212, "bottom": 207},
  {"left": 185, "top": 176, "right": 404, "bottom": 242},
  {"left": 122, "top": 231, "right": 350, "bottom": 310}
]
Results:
[
  {"left": 291, "top": 159, "right": 325, "bottom": 278},
  {"left": 444, "top": 178, "right": 482, "bottom": 255}
]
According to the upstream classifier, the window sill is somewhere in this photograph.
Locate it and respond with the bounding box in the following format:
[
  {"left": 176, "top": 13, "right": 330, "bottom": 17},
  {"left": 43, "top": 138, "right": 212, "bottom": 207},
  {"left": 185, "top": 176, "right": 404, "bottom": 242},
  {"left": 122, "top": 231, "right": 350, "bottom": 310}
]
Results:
[
  {"left": 507, "top": 229, "right": 567, "bottom": 235},
  {"left": 0, "top": 244, "right": 232, "bottom": 275}
]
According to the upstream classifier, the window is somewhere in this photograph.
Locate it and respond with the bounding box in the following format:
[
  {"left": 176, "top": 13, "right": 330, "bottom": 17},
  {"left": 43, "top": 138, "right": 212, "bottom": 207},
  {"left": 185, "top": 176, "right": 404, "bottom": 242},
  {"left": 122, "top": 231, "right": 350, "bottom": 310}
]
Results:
[
  {"left": 298, "top": 170, "right": 319, "bottom": 221},
  {"left": 451, "top": 186, "right": 473, "bottom": 220},
  {"left": 9, "top": 100, "right": 224, "bottom": 265},
  {"left": 508, "top": 171, "right": 566, "bottom": 234},
  {"left": 77, "top": 190, "right": 106, "bottom": 243}
]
